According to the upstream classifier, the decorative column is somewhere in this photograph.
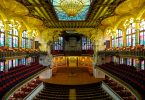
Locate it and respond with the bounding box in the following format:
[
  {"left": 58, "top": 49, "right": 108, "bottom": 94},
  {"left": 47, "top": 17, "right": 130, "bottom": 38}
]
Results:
[
  {"left": 4, "top": 21, "right": 10, "bottom": 47},
  {"left": 113, "top": 30, "right": 117, "bottom": 48},
  {"left": 110, "top": 36, "right": 112, "bottom": 48},
  {"left": 123, "top": 29, "right": 127, "bottom": 47},
  {"left": 28, "top": 30, "right": 32, "bottom": 49},
  {"left": 135, "top": 19, "right": 140, "bottom": 45},
  {"left": 18, "top": 29, "right": 22, "bottom": 48},
  {"left": 136, "top": 58, "right": 141, "bottom": 71}
]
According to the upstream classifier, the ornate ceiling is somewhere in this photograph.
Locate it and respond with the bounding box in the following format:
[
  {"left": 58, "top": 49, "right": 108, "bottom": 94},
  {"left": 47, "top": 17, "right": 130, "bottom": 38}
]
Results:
[{"left": 16, "top": 0, "right": 125, "bottom": 28}]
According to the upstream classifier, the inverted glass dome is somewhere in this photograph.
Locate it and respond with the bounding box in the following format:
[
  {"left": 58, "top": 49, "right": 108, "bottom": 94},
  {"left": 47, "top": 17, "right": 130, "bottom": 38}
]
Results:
[{"left": 51, "top": 0, "right": 91, "bottom": 21}]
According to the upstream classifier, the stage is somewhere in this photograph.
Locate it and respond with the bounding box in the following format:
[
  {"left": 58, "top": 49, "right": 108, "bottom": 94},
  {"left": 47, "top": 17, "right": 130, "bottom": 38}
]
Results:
[{"left": 40, "top": 71, "right": 104, "bottom": 85}]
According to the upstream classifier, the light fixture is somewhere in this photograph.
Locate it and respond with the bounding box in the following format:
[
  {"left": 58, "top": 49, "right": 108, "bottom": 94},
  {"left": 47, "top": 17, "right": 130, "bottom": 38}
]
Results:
[
  {"left": 124, "top": 18, "right": 145, "bottom": 30},
  {"left": 106, "top": 29, "right": 115, "bottom": 36},
  {"left": 32, "top": 30, "right": 38, "bottom": 38},
  {"left": 0, "top": 20, "right": 4, "bottom": 30},
  {"left": 4, "top": 20, "right": 21, "bottom": 30},
  {"left": 140, "top": 19, "right": 145, "bottom": 29},
  {"left": 123, "top": 18, "right": 137, "bottom": 29},
  {"left": 60, "top": 0, "right": 84, "bottom": 16}
]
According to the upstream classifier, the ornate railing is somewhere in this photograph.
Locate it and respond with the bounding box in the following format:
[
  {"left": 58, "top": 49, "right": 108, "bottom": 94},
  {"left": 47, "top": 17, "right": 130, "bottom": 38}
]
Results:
[
  {"left": 51, "top": 50, "right": 94, "bottom": 56},
  {"left": 97, "top": 45, "right": 145, "bottom": 58},
  {"left": 0, "top": 46, "right": 47, "bottom": 60}
]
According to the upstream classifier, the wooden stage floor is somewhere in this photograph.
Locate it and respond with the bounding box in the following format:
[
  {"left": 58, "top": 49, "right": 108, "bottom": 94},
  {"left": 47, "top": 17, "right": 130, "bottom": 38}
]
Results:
[{"left": 40, "top": 72, "right": 104, "bottom": 85}]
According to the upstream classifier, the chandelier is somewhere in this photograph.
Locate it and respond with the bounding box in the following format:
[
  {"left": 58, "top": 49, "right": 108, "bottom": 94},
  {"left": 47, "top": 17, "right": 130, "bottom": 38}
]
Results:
[{"left": 60, "top": 0, "right": 85, "bottom": 16}]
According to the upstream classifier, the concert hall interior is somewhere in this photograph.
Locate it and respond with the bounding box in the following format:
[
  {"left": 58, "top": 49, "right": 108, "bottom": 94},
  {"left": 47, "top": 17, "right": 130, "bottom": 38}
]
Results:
[{"left": 0, "top": 0, "right": 145, "bottom": 100}]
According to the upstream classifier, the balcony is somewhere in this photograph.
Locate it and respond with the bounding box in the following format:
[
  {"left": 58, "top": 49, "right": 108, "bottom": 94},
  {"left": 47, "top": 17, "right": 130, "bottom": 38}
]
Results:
[
  {"left": 97, "top": 45, "right": 145, "bottom": 58},
  {"left": 51, "top": 50, "right": 94, "bottom": 56},
  {"left": 0, "top": 46, "right": 47, "bottom": 60}
]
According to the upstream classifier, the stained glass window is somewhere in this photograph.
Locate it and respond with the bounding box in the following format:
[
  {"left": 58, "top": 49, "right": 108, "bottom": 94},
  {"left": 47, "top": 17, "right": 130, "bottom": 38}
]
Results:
[
  {"left": 82, "top": 37, "right": 93, "bottom": 50},
  {"left": 26, "top": 58, "right": 28, "bottom": 65},
  {"left": 116, "top": 57, "right": 119, "bottom": 64},
  {"left": 16, "top": 59, "right": 18, "bottom": 66},
  {"left": 13, "top": 59, "right": 18, "bottom": 67},
  {"left": 112, "top": 56, "right": 116, "bottom": 63},
  {"left": 22, "top": 30, "right": 28, "bottom": 48},
  {"left": 8, "top": 60, "right": 12, "bottom": 69},
  {"left": 116, "top": 29, "right": 123, "bottom": 47},
  {"left": 126, "top": 24, "right": 136, "bottom": 46},
  {"left": 0, "top": 32, "right": 5, "bottom": 46},
  {"left": 30, "top": 39, "right": 33, "bottom": 48},
  {"left": 51, "top": 0, "right": 91, "bottom": 21},
  {"left": 8, "top": 28, "right": 19, "bottom": 48},
  {"left": 127, "top": 58, "right": 132, "bottom": 66},
  {"left": 8, "top": 35, "right": 12, "bottom": 48},
  {"left": 27, "top": 57, "right": 32, "bottom": 65},
  {"left": 13, "top": 59, "right": 16, "bottom": 67},
  {"left": 0, "top": 62, "right": 4, "bottom": 71},
  {"left": 13, "top": 36, "right": 18, "bottom": 47},
  {"left": 120, "top": 58, "right": 123, "bottom": 64},
  {"left": 82, "top": 37, "right": 87, "bottom": 50},
  {"left": 139, "top": 20, "right": 145, "bottom": 45},
  {"left": 54, "top": 37, "right": 63, "bottom": 50},
  {"left": 0, "top": 23, "right": 5, "bottom": 46},
  {"left": 133, "top": 59, "right": 136, "bottom": 67},
  {"left": 111, "top": 36, "right": 115, "bottom": 48},
  {"left": 141, "top": 60, "right": 145, "bottom": 70},
  {"left": 22, "top": 58, "right": 26, "bottom": 65}
]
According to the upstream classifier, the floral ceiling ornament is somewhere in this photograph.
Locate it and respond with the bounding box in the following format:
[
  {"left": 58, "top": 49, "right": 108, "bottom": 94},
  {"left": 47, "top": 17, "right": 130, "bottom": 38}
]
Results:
[
  {"left": 140, "top": 19, "right": 145, "bottom": 28},
  {"left": 106, "top": 29, "right": 115, "bottom": 36},
  {"left": 4, "top": 19, "right": 21, "bottom": 30},
  {"left": 124, "top": 18, "right": 145, "bottom": 29},
  {"left": 60, "top": 0, "right": 85, "bottom": 16},
  {"left": 123, "top": 18, "right": 135, "bottom": 29},
  {"left": 0, "top": 20, "right": 4, "bottom": 30}
]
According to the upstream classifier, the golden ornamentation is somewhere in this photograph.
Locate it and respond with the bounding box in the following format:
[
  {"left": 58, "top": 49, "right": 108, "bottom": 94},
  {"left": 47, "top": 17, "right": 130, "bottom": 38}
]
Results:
[
  {"left": 0, "top": 0, "right": 29, "bottom": 16},
  {"left": 60, "top": 0, "right": 84, "bottom": 16},
  {"left": 24, "top": 16, "right": 43, "bottom": 26}
]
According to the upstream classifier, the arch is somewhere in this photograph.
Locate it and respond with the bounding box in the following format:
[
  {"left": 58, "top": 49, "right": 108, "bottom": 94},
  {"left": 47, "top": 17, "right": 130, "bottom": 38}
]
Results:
[
  {"left": 137, "top": 5, "right": 145, "bottom": 19},
  {"left": 0, "top": 7, "right": 8, "bottom": 24},
  {"left": 104, "top": 26, "right": 114, "bottom": 37},
  {"left": 114, "top": 15, "right": 133, "bottom": 30}
]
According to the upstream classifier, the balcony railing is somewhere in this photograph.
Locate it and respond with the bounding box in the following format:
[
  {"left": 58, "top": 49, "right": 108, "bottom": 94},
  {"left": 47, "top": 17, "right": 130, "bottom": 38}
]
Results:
[
  {"left": 97, "top": 45, "right": 145, "bottom": 58},
  {"left": 51, "top": 50, "right": 94, "bottom": 56},
  {"left": 0, "top": 46, "right": 47, "bottom": 60}
]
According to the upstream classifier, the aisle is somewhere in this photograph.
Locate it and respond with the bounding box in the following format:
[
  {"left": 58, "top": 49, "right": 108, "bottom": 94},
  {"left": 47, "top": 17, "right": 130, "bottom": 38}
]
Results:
[{"left": 69, "top": 89, "right": 76, "bottom": 100}]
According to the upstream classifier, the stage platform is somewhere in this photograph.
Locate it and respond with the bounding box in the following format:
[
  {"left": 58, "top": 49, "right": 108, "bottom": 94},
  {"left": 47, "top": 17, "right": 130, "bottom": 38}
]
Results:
[{"left": 40, "top": 71, "right": 104, "bottom": 85}]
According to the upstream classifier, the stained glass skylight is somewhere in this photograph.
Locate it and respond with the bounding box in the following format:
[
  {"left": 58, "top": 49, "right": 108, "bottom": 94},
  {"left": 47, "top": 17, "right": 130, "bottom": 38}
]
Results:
[{"left": 51, "top": 0, "right": 91, "bottom": 21}]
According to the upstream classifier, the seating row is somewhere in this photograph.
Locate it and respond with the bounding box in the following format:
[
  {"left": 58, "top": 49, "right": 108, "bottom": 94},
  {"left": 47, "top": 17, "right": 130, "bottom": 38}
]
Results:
[
  {"left": 99, "top": 63, "right": 145, "bottom": 98},
  {"left": 34, "top": 83, "right": 112, "bottom": 100},
  {"left": 104, "top": 78, "right": 136, "bottom": 100},
  {"left": 9, "top": 78, "right": 41, "bottom": 100},
  {"left": 0, "top": 63, "right": 45, "bottom": 99}
]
